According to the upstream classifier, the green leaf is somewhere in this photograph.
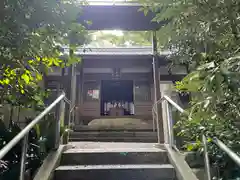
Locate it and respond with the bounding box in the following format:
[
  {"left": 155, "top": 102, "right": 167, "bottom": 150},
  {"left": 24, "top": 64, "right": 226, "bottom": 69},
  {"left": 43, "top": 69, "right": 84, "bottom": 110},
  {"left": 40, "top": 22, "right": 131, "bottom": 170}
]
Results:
[
  {"left": 186, "top": 144, "right": 194, "bottom": 151},
  {"left": 143, "top": 9, "right": 148, "bottom": 16},
  {"left": 36, "top": 73, "right": 43, "bottom": 81},
  {"left": 85, "top": 20, "right": 92, "bottom": 25},
  {"left": 21, "top": 74, "right": 30, "bottom": 84},
  {"left": 197, "top": 62, "right": 215, "bottom": 70},
  {"left": 3, "top": 79, "right": 10, "bottom": 85},
  {"left": 203, "top": 100, "right": 210, "bottom": 109},
  {"left": 207, "top": 138, "right": 212, "bottom": 143}
]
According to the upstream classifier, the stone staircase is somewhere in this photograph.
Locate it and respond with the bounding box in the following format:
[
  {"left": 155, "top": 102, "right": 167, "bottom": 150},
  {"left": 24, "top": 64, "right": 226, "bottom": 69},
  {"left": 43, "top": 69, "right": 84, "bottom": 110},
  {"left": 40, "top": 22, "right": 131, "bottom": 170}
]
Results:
[
  {"left": 54, "top": 142, "right": 177, "bottom": 180},
  {"left": 69, "top": 126, "right": 158, "bottom": 142}
]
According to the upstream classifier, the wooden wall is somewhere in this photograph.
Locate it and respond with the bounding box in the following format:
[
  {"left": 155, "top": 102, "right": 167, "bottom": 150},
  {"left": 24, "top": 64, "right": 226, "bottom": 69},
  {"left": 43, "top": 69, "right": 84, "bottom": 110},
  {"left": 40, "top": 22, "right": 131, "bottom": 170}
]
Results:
[
  {"left": 81, "top": 73, "right": 153, "bottom": 118},
  {"left": 45, "top": 73, "right": 178, "bottom": 121},
  {"left": 81, "top": 102, "right": 100, "bottom": 117},
  {"left": 134, "top": 102, "right": 152, "bottom": 116}
]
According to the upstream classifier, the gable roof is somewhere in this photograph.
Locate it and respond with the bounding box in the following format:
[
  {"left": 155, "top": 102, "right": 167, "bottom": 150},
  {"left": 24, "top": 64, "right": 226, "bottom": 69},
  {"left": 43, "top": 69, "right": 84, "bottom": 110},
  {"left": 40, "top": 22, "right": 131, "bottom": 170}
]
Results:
[{"left": 77, "top": 4, "right": 162, "bottom": 30}]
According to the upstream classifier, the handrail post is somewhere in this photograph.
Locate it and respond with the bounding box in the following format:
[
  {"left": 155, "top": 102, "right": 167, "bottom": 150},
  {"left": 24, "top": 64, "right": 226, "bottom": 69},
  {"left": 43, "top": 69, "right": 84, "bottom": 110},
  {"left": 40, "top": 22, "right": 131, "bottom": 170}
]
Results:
[
  {"left": 68, "top": 106, "right": 72, "bottom": 128},
  {"left": 69, "top": 106, "right": 75, "bottom": 128},
  {"left": 152, "top": 106, "right": 156, "bottom": 132},
  {"left": 19, "top": 135, "right": 28, "bottom": 180},
  {"left": 202, "top": 134, "right": 211, "bottom": 180},
  {"left": 54, "top": 99, "right": 65, "bottom": 149},
  {"left": 166, "top": 102, "right": 174, "bottom": 147}
]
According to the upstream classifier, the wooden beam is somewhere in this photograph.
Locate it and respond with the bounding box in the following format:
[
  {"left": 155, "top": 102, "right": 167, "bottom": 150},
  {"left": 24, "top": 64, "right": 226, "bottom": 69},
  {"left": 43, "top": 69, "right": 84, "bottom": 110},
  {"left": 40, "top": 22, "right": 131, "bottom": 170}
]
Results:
[
  {"left": 81, "top": 57, "right": 167, "bottom": 68},
  {"left": 77, "top": 5, "right": 162, "bottom": 30},
  {"left": 45, "top": 74, "right": 184, "bottom": 83}
]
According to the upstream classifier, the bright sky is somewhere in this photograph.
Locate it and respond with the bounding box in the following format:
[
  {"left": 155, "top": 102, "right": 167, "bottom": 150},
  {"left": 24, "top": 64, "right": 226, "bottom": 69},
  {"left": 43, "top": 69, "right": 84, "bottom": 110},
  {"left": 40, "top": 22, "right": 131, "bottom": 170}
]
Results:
[
  {"left": 90, "top": 30, "right": 130, "bottom": 47},
  {"left": 85, "top": 0, "right": 135, "bottom": 46}
]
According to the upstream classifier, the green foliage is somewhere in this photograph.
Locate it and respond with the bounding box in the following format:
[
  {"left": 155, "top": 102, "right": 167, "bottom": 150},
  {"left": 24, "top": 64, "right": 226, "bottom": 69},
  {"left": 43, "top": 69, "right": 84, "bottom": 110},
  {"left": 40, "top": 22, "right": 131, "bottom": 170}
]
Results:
[
  {"left": 0, "top": 0, "right": 89, "bottom": 110},
  {"left": 0, "top": 119, "right": 42, "bottom": 179},
  {"left": 37, "top": 113, "right": 70, "bottom": 150},
  {"left": 0, "top": 0, "right": 88, "bottom": 178},
  {"left": 176, "top": 55, "right": 240, "bottom": 143},
  {"left": 0, "top": 113, "right": 70, "bottom": 179},
  {"left": 140, "top": 0, "right": 240, "bottom": 67},
  {"left": 140, "top": 0, "right": 240, "bottom": 178}
]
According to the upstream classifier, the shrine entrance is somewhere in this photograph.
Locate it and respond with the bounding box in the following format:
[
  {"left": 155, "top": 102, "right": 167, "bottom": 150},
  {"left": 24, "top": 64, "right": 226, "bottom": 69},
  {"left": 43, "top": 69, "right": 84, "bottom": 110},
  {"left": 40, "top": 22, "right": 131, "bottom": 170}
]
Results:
[{"left": 100, "top": 80, "right": 134, "bottom": 116}]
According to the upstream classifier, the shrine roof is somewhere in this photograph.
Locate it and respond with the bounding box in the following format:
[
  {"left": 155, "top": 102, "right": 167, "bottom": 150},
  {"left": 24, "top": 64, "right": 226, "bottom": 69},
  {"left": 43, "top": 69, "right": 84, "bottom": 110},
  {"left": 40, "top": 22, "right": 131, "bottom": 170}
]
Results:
[{"left": 77, "top": 2, "right": 162, "bottom": 30}]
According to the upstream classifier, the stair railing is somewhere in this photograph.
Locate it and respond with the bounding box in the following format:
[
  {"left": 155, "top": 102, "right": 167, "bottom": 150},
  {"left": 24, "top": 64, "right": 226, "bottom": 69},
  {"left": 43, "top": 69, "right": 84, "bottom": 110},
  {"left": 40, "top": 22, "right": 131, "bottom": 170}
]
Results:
[
  {"left": 152, "top": 95, "right": 240, "bottom": 180},
  {"left": 69, "top": 104, "right": 76, "bottom": 127},
  {"left": 0, "top": 92, "right": 70, "bottom": 180},
  {"left": 152, "top": 95, "right": 184, "bottom": 146}
]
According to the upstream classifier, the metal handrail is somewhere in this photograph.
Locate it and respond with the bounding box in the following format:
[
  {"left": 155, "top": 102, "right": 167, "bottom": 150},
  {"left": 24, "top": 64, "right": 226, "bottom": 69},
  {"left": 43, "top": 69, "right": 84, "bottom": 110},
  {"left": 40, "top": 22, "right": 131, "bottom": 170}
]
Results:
[
  {"left": 64, "top": 96, "right": 71, "bottom": 105},
  {"left": 70, "top": 104, "right": 76, "bottom": 113},
  {"left": 152, "top": 95, "right": 183, "bottom": 146},
  {"left": 152, "top": 95, "right": 185, "bottom": 141},
  {"left": 213, "top": 138, "right": 240, "bottom": 167},
  {"left": 152, "top": 95, "right": 240, "bottom": 180},
  {"left": 0, "top": 92, "right": 68, "bottom": 180},
  {"left": 69, "top": 104, "right": 76, "bottom": 126}
]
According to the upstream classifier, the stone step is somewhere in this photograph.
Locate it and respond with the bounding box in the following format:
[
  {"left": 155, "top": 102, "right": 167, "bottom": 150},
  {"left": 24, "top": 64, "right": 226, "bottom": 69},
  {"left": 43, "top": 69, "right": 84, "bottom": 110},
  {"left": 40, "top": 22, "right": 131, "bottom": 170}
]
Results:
[
  {"left": 69, "top": 137, "right": 158, "bottom": 143},
  {"left": 69, "top": 131, "right": 158, "bottom": 142},
  {"left": 73, "top": 125, "right": 155, "bottom": 132},
  {"left": 61, "top": 148, "right": 168, "bottom": 165},
  {"left": 54, "top": 164, "right": 176, "bottom": 180},
  {"left": 70, "top": 131, "right": 157, "bottom": 138}
]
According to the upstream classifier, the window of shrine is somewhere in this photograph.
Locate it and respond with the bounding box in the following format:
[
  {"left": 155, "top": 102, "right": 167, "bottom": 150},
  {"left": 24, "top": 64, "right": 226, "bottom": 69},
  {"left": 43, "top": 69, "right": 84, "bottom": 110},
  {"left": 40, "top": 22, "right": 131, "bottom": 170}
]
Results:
[{"left": 83, "top": 81, "right": 100, "bottom": 102}]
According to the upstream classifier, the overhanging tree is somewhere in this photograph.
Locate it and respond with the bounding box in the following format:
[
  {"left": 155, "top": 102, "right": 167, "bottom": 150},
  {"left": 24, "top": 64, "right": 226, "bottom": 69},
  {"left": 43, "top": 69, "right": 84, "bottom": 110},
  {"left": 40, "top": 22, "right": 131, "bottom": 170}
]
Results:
[
  {"left": 0, "top": 0, "right": 89, "bottom": 109},
  {"left": 88, "top": 31, "right": 152, "bottom": 47},
  {"left": 0, "top": 0, "right": 90, "bottom": 178},
  {"left": 140, "top": 0, "right": 240, "bottom": 178}
]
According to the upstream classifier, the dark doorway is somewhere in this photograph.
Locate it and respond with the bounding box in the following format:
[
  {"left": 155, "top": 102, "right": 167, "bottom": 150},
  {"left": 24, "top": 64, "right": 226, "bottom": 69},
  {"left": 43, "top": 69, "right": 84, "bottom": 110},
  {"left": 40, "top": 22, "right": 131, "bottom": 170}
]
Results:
[{"left": 101, "top": 80, "right": 134, "bottom": 116}]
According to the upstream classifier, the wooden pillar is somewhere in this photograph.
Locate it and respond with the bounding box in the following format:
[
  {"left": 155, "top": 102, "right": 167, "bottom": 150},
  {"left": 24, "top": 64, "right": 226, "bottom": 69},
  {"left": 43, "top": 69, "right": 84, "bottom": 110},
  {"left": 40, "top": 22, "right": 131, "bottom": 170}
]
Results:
[
  {"left": 152, "top": 31, "right": 164, "bottom": 143},
  {"left": 70, "top": 64, "right": 77, "bottom": 125},
  {"left": 65, "top": 60, "right": 77, "bottom": 126},
  {"left": 76, "top": 75, "right": 80, "bottom": 124},
  {"left": 66, "top": 67, "right": 72, "bottom": 100},
  {"left": 64, "top": 66, "right": 72, "bottom": 126},
  {"left": 77, "top": 59, "right": 84, "bottom": 125},
  {"left": 64, "top": 46, "right": 78, "bottom": 126}
]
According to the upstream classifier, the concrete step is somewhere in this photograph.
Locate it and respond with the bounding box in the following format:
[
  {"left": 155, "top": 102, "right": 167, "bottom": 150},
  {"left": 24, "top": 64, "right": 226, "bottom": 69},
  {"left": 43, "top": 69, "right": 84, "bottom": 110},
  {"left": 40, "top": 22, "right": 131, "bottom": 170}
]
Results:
[
  {"left": 61, "top": 148, "right": 168, "bottom": 165},
  {"left": 54, "top": 164, "right": 176, "bottom": 180},
  {"left": 73, "top": 125, "right": 156, "bottom": 132},
  {"left": 69, "top": 131, "right": 157, "bottom": 142},
  {"left": 70, "top": 131, "right": 157, "bottom": 137},
  {"left": 69, "top": 137, "right": 158, "bottom": 143}
]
